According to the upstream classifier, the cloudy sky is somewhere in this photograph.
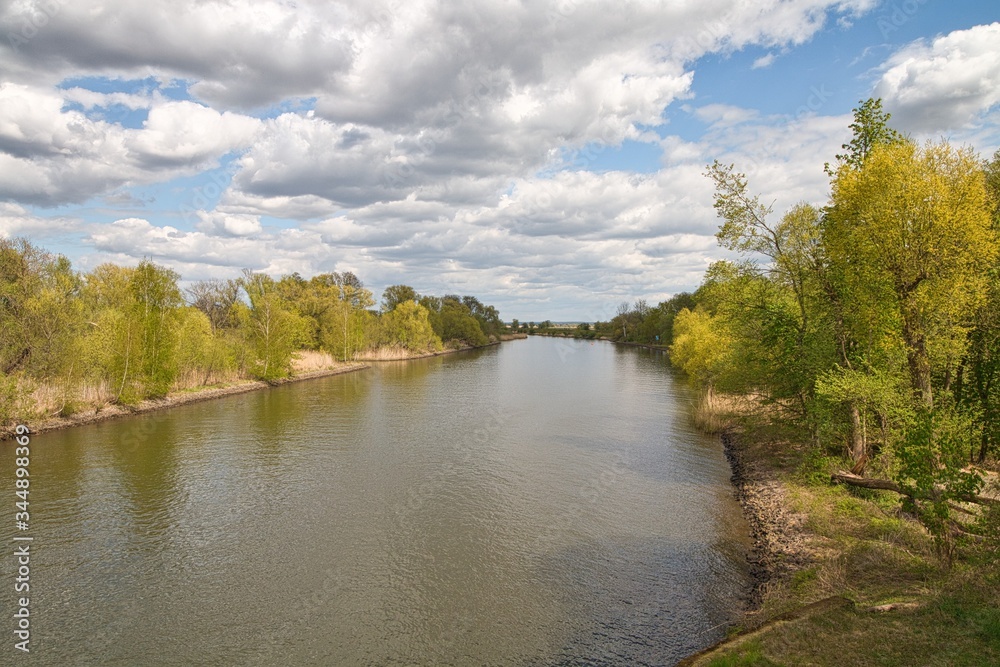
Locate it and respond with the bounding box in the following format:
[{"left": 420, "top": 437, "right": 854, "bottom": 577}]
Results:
[{"left": 1, "top": 1, "right": 998, "bottom": 320}]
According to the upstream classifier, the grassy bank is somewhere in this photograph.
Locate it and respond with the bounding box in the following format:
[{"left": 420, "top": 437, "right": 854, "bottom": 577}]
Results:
[
  {"left": 683, "top": 404, "right": 1000, "bottom": 667},
  {"left": 1, "top": 351, "right": 368, "bottom": 441},
  {"left": 353, "top": 338, "right": 512, "bottom": 361},
  {"left": 3, "top": 339, "right": 530, "bottom": 440}
]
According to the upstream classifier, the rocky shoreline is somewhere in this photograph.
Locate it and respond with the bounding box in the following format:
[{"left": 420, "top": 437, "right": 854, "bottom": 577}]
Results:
[{"left": 720, "top": 430, "right": 811, "bottom": 614}]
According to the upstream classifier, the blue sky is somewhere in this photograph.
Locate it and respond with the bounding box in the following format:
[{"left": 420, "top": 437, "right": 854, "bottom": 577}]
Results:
[{"left": 1, "top": 1, "right": 999, "bottom": 320}]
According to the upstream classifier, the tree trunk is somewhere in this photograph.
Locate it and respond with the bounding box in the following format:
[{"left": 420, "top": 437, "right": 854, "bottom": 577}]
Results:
[
  {"left": 832, "top": 471, "right": 998, "bottom": 506},
  {"left": 848, "top": 402, "right": 867, "bottom": 474},
  {"left": 901, "top": 316, "right": 934, "bottom": 408},
  {"left": 979, "top": 429, "right": 991, "bottom": 464}
]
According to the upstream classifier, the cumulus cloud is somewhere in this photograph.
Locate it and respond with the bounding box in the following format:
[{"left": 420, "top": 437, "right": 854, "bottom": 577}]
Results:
[
  {"left": 0, "top": 0, "right": 355, "bottom": 107},
  {"left": 127, "top": 101, "right": 262, "bottom": 168},
  {"left": 876, "top": 22, "right": 1000, "bottom": 133},
  {"left": 0, "top": 0, "right": 905, "bottom": 317},
  {"left": 0, "top": 84, "right": 260, "bottom": 205},
  {"left": 195, "top": 210, "right": 263, "bottom": 237},
  {"left": 0, "top": 202, "right": 80, "bottom": 240}
]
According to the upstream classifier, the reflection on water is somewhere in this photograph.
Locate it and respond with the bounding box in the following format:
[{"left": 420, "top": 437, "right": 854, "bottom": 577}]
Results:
[{"left": 1, "top": 337, "right": 749, "bottom": 666}]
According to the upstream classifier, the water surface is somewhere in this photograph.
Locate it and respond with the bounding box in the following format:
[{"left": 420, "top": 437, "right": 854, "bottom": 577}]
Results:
[{"left": 1, "top": 337, "right": 749, "bottom": 665}]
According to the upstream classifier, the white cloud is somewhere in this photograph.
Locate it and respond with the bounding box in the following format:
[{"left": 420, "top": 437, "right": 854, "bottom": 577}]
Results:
[
  {"left": 127, "top": 101, "right": 262, "bottom": 167},
  {"left": 195, "top": 210, "right": 263, "bottom": 237},
  {"left": 0, "top": 203, "right": 80, "bottom": 240},
  {"left": 2, "top": 0, "right": 943, "bottom": 318},
  {"left": 693, "top": 104, "right": 761, "bottom": 128},
  {"left": 0, "top": 84, "right": 261, "bottom": 204},
  {"left": 752, "top": 53, "right": 777, "bottom": 69},
  {"left": 876, "top": 22, "right": 1000, "bottom": 133}
]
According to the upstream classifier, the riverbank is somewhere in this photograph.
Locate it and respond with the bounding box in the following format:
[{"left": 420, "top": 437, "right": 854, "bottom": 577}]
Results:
[
  {"left": 528, "top": 331, "right": 668, "bottom": 352},
  {"left": 2, "top": 338, "right": 532, "bottom": 441},
  {"left": 1, "top": 362, "right": 369, "bottom": 442},
  {"left": 353, "top": 337, "right": 519, "bottom": 361},
  {"left": 682, "top": 415, "right": 1000, "bottom": 666}
]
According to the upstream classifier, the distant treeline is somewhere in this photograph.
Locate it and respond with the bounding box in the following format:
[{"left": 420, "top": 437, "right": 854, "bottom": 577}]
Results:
[
  {"left": 0, "top": 243, "right": 502, "bottom": 421},
  {"left": 520, "top": 296, "right": 695, "bottom": 345}
]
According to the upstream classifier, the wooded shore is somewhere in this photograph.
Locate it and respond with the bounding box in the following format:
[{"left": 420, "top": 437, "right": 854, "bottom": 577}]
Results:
[
  {"left": 1, "top": 362, "right": 369, "bottom": 442},
  {"left": 1, "top": 338, "right": 524, "bottom": 442}
]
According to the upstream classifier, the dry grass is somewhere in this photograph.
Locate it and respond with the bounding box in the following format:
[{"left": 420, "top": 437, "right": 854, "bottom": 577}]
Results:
[
  {"left": 172, "top": 367, "right": 243, "bottom": 391},
  {"left": 692, "top": 391, "right": 757, "bottom": 433},
  {"left": 353, "top": 345, "right": 439, "bottom": 361},
  {"left": 291, "top": 349, "right": 341, "bottom": 372},
  {"left": 29, "top": 379, "right": 114, "bottom": 417}
]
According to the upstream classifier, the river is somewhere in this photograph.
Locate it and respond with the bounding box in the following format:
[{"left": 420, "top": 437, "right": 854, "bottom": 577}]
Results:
[{"left": 1, "top": 337, "right": 750, "bottom": 666}]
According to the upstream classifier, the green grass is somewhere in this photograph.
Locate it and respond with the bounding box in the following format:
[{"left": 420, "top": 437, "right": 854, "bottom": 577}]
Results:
[
  {"left": 703, "top": 585, "right": 999, "bottom": 666},
  {"left": 707, "top": 641, "right": 782, "bottom": 666},
  {"left": 686, "top": 393, "right": 1000, "bottom": 667}
]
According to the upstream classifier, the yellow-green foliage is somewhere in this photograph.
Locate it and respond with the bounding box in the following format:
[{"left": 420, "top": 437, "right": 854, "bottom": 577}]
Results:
[
  {"left": 670, "top": 306, "right": 732, "bottom": 390},
  {"left": 377, "top": 301, "right": 443, "bottom": 352}
]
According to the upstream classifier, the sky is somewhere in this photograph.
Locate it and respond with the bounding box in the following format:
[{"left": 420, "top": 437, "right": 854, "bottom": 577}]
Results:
[{"left": 1, "top": 1, "right": 998, "bottom": 321}]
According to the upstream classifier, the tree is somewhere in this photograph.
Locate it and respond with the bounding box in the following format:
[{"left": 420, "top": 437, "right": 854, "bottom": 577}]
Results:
[
  {"left": 187, "top": 279, "right": 241, "bottom": 332},
  {"left": 670, "top": 306, "right": 733, "bottom": 405},
  {"left": 0, "top": 238, "right": 83, "bottom": 379},
  {"left": 377, "top": 301, "right": 442, "bottom": 352},
  {"left": 130, "top": 260, "right": 183, "bottom": 397},
  {"left": 827, "top": 97, "right": 905, "bottom": 174},
  {"left": 239, "top": 270, "right": 307, "bottom": 381},
  {"left": 614, "top": 301, "right": 631, "bottom": 340},
  {"left": 439, "top": 297, "right": 488, "bottom": 346},
  {"left": 956, "top": 149, "right": 1000, "bottom": 462},
  {"left": 706, "top": 160, "right": 840, "bottom": 443},
  {"left": 82, "top": 260, "right": 183, "bottom": 403},
  {"left": 382, "top": 284, "right": 418, "bottom": 313},
  {"left": 826, "top": 140, "right": 997, "bottom": 408}
]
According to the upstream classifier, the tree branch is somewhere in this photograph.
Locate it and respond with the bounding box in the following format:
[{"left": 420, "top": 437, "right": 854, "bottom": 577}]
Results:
[{"left": 831, "top": 471, "right": 999, "bottom": 506}]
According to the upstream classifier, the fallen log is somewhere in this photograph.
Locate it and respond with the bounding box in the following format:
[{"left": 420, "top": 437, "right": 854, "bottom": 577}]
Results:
[{"left": 831, "top": 471, "right": 999, "bottom": 507}]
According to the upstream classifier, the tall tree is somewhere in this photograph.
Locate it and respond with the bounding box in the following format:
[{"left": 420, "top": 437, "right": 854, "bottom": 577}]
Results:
[
  {"left": 187, "top": 279, "right": 241, "bottom": 332},
  {"left": 826, "top": 141, "right": 997, "bottom": 408},
  {"left": 239, "top": 270, "right": 307, "bottom": 381},
  {"left": 827, "top": 97, "right": 905, "bottom": 173},
  {"left": 377, "top": 301, "right": 442, "bottom": 352},
  {"left": 382, "top": 284, "right": 418, "bottom": 313},
  {"left": 0, "top": 239, "right": 83, "bottom": 378},
  {"left": 82, "top": 260, "right": 183, "bottom": 403}
]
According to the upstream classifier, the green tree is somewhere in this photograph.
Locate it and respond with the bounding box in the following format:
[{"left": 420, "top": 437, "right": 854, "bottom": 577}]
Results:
[
  {"left": 826, "top": 140, "right": 997, "bottom": 409},
  {"left": 956, "top": 149, "right": 1000, "bottom": 462},
  {"left": 439, "top": 297, "right": 488, "bottom": 346},
  {"left": 239, "top": 270, "right": 308, "bottom": 381},
  {"left": 377, "top": 301, "right": 442, "bottom": 352},
  {"left": 382, "top": 284, "right": 418, "bottom": 313},
  {"left": 827, "top": 97, "right": 905, "bottom": 173},
  {"left": 82, "top": 261, "right": 183, "bottom": 403},
  {"left": 670, "top": 305, "right": 733, "bottom": 405},
  {"left": 175, "top": 306, "right": 235, "bottom": 386},
  {"left": 0, "top": 238, "right": 83, "bottom": 379}
]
